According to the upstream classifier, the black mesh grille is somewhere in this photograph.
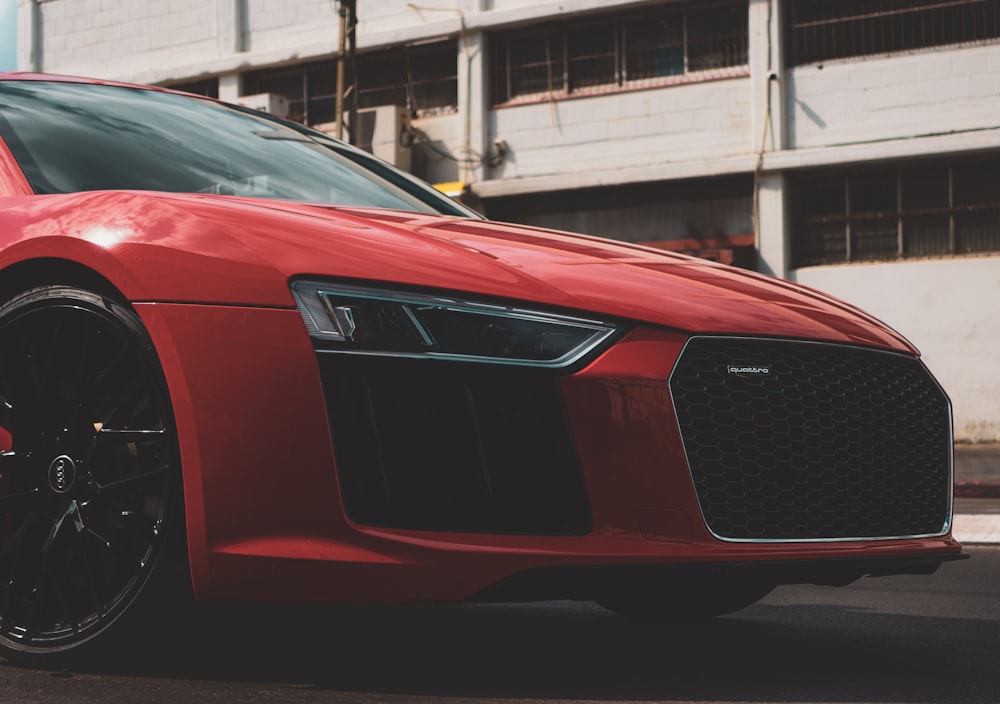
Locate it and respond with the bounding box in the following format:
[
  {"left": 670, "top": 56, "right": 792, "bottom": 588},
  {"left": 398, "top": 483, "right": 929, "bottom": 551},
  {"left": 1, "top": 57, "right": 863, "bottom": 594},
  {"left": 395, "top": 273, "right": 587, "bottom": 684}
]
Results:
[
  {"left": 669, "top": 337, "right": 952, "bottom": 541},
  {"left": 317, "top": 356, "right": 591, "bottom": 534}
]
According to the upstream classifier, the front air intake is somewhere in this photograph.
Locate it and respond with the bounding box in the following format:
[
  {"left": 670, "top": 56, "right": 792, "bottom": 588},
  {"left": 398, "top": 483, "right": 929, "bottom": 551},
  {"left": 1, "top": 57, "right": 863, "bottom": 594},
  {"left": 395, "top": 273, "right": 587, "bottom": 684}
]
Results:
[
  {"left": 317, "top": 356, "right": 591, "bottom": 535},
  {"left": 669, "top": 337, "right": 952, "bottom": 542}
]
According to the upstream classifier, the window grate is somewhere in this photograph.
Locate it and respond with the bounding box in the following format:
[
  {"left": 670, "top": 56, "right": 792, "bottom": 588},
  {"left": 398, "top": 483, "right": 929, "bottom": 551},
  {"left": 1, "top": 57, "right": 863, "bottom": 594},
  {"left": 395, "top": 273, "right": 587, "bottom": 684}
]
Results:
[
  {"left": 794, "top": 157, "right": 1000, "bottom": 267},
  {"left": 242, "top": 40, "right": 457, "bottom": 126},
  {"left": 787, "top": 0, "right": 1000, "bottom": 66},
  {"left": 490, "top": 1, "right": 748, "bottom": 106}
]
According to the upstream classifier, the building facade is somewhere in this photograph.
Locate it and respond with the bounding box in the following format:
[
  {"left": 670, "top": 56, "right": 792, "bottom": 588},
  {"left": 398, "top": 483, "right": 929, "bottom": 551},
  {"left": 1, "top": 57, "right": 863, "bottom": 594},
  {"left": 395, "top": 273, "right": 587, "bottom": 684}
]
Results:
[{"left": 13, "top": 0, "right": 1000, "bottom": 442}]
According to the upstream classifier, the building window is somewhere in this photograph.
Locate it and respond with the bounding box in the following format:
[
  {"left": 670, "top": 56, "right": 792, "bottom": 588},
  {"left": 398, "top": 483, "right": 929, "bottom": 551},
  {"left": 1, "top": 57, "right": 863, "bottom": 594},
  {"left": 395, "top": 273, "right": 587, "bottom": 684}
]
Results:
[
  {"left": 794, "top": 157, "right": 1000, "bottom": 267},
  {"left": 787, "top": 0, "right": 1000, "bottom": 66},
  {"left": 490, "top": 1, "right": 748, "bottom": 106},
  {"left": 485, "top": 175, "right": 756, "bottom": 268},
  {"left": 164, "top": 79, "right": 219, "bottom": 99},
  {"left": 242, "top": 40, "right": 457, "bottom": 126},
  {"left": 242, "top": 61, "right": 337, "bottom": 125},
  {"left": 357, "top": 40, "right": 458, "bottom": 116}
]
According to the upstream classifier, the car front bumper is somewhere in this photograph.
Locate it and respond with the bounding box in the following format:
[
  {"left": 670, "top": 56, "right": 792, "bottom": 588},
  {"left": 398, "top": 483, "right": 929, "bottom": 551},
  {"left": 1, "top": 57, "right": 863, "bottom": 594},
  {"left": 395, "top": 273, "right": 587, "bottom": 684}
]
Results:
[{"left": 137, "top": 302, "right": 963, "bottom": 603}]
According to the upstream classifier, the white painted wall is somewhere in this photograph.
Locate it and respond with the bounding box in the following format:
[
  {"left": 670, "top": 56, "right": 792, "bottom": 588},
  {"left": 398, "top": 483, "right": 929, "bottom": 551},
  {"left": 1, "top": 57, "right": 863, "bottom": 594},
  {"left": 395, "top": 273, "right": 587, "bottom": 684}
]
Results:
[
  {"left": 792, "top": 256, "right": 1000, "bottom": 443},
  {"left": 489, "top": 78, "right": 752, "bottom": 181},
  {"left": 788, "top": 43, "right": 1000, "bottom": 149},
  {"left": 358, "top": 0, "right": 479, "bottom": 34},
  {"left": 31, "top": 0, "right": 217, "bottom": 80},
  {"left": 412, "top": 113, "right": 464, "bottom": 185},
  {"left": 243, "top": 0, "right": 338, "bottom": 56}
]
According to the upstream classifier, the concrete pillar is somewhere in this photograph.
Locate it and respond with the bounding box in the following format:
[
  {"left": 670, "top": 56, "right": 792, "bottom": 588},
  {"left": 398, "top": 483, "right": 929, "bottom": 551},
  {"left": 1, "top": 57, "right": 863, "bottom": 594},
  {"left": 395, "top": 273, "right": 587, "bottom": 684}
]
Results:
[
  {"left": 217, "top": 0, "right": 249, "bottom": 54},
  {"left": 750, "top": 0, "right": 789, "bottom": 280},
  {"left": 457, "top": 29, "right": 487, "bottom": 186},
  {"left": 16, "top": 0, "right": 39, "bottom": 71},
  {"left": 218, "top": 72, "right": 241, "bottom": 102},
  {"left": 1, "top": 0, "right": 15, "bottom": 71},
  {"left": 749, "top": 0, "right": 785, "bottom": 154},
  {"left": 755, "top": 172, "right": 791, "bottom": 280}
]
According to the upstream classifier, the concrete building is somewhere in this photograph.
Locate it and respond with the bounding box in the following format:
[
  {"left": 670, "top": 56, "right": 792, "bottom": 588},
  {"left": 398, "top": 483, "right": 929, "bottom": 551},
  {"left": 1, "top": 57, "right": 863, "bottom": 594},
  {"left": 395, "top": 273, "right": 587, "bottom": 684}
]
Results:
[{"left": 12, "top": 0, "right": 1000, "bottom": 442}]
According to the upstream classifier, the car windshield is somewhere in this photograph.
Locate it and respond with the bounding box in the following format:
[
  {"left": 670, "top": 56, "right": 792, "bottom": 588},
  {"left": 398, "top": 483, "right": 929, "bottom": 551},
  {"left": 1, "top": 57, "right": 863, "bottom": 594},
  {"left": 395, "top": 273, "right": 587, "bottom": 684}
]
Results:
[{"left": 0, "top": 80, "right": 473, "bottom": 216}]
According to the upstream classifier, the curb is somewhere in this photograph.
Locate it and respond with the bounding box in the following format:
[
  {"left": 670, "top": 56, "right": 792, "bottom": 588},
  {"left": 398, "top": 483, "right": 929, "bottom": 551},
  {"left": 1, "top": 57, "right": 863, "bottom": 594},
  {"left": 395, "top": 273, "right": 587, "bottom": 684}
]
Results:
[
  {"left": 953, "top": 483, "right": 1000, "bottom": 544},
  {"left": 952, "top": 514, "right": 1000, "bottom": 545}
]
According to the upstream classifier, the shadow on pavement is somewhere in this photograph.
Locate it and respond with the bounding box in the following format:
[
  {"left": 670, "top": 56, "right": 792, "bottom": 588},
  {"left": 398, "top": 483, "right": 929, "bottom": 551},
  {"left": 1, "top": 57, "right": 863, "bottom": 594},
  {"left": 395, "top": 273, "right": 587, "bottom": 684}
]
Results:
[
  {"left": 2, "top": 551, "right": 997, "bottom": 703},
  {"left": 65, "top": 594, "right": 996, "bottom": 703}
]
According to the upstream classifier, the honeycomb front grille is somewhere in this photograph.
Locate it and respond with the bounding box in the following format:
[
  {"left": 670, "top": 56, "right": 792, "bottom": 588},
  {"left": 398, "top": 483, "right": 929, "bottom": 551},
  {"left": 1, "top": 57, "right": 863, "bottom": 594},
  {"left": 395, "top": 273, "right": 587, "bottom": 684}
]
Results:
[{"left": 669, "top": 337, "right": 952, "bottom": 541}]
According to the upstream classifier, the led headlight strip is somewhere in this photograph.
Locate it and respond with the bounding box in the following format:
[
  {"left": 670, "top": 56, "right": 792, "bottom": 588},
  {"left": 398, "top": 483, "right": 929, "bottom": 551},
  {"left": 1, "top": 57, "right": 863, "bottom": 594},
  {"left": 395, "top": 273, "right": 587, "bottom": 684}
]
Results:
[{"left": 291, "top": 281, "right": 619, "bottom": 368}]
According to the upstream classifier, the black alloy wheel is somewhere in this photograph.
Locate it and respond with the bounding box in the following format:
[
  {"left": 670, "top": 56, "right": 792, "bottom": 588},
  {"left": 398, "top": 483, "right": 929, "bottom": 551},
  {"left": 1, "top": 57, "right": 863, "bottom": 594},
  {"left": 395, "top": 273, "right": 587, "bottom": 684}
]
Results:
[{"left": 0, "top": 287, "right": 186, "bottom": 666}]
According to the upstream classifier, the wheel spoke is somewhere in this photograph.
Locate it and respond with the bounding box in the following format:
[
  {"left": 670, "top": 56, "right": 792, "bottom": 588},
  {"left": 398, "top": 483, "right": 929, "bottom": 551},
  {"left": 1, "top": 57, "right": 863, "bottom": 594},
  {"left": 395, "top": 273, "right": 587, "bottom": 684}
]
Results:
[
  {"left": 77, "top": 340, "right": 134, "bottom": 410},
  {"left": 37, "top": 309, "right": 68, "bottom": 389},
  {"left": 10, "top": 310, "right": 55, "bottom": 398},
  {"left": 86, "top": 427, "right": 166, "bottom": 467},
  {"left": 24, "top": 575, "right": 49, "bottom": 639},
  {"left": 85, "top": 563, "right": 106, "bottom": 623},
  {"left": 89, "top": 494, "right": 161, "bottom": 537},
  {"left": 0, "top": 486, "right": 40, "bottom": 509},
  {"left": 21, "top": 512, "right": 66, "bottom": 637},
  {"left": 93, "top": 463, "right": 169, "bottom": 496},
  {"left": 79, "top": 532, "right": 110, "bottom": 624},
  {"left": 0, "top": 576, "right": 15, "bottom": 632},
  {"left": 96, "top": 428, "right": 166, "bottom": 443},
  {"left": 95, "top": 368, "right": 153, "bottom": 430},
  {"left": 84, "top": 528, "right": 146, "bottom": 571},
  {"left": 0, "top": 397, "right": 12, "bottom": 429},
  {"left": 41, "top": 501, "right": 76, "bottom": 556},
  {"left": 0, "top": 450, "right": 33, "bottom": 479},
  {"left": 0, "top": 510, "right": 40, "bottom": 632},
  {"left": 0, "top": 507, "right": 41, "bottom": 565}
]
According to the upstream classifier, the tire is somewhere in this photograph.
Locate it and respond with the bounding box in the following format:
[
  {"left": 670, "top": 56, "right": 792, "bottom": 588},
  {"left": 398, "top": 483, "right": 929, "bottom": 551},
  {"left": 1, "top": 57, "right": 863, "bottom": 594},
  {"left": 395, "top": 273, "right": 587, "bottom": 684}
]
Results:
[
  {"left": 0, "top": 286, "right": 189, "bottom": 667},
  {"left": 596, "top": 579, "right": 774, "bottom": 621}
]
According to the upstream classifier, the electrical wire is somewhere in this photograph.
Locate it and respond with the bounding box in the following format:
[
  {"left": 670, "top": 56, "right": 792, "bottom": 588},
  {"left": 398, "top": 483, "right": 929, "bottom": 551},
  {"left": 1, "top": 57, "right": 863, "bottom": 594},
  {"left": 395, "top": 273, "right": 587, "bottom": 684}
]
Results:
[
  {"left": 752, "top": 0, "right": 775, "bottom": 262},
  {"left": 409, "top": 126, "right": 504, "bottom": 168}
]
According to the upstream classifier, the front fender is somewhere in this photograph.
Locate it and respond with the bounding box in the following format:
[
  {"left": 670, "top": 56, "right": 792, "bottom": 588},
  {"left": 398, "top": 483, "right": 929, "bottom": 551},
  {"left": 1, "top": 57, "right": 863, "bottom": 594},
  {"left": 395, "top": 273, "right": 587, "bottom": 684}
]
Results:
[
  {"left": 134, "top": 301, "right": 344, "bottom": 599},
  {"left": 0, "top": 192, "right": 292, "bottom": 306}
]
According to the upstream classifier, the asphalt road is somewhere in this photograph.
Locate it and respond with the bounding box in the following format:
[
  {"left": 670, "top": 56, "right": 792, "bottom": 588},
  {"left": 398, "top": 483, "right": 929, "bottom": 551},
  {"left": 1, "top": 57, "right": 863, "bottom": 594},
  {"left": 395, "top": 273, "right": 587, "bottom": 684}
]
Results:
[{"left": 1, "top": 546, "right": 997, "bottom": 704}]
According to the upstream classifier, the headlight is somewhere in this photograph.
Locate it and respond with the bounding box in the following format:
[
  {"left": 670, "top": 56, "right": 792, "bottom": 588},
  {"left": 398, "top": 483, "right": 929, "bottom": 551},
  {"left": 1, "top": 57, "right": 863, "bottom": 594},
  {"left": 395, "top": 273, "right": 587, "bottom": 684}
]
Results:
[{"left": 291, "top": 281, "right": 619, "bottom": 368}]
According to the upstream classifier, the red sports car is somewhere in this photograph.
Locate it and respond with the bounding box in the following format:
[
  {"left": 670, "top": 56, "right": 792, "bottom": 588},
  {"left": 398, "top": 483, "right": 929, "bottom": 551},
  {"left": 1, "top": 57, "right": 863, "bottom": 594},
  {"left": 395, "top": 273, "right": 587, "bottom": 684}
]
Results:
[{"left": 0, "top": 74, "right": 964, "bottom": 665}]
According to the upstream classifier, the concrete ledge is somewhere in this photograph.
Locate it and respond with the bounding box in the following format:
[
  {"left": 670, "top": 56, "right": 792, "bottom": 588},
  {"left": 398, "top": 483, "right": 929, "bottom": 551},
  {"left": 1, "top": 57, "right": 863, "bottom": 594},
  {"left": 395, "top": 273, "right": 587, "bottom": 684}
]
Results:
[{"left": 952, "top": 514, "right": 1000, "bottom": 545}]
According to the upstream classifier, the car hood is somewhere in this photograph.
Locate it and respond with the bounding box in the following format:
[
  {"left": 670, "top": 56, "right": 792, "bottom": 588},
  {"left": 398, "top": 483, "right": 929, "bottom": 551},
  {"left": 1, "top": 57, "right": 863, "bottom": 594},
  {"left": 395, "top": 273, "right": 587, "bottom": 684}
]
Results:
[
  {"left": 0, "top": 191, "right": 914, "bottom": 353},
  {"left": 233, "top": 198, "right": 911, "bottom": 353}
]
